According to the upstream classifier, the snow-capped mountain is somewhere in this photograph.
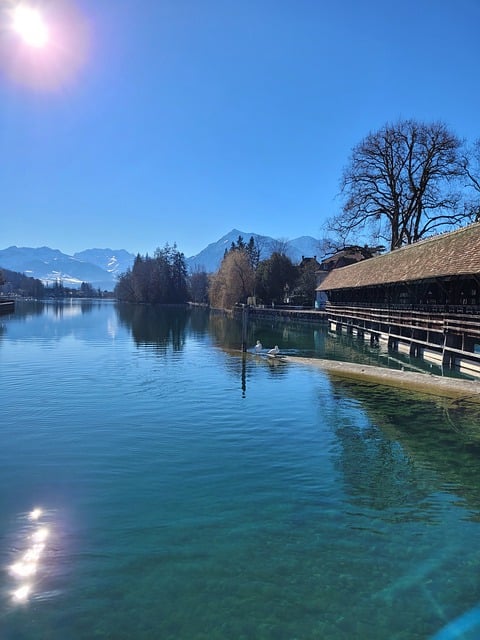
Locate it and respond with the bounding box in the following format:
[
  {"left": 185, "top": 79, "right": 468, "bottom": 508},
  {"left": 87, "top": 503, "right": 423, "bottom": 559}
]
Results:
[
  {"left": 73, "top": 249, "right": 136, "bottom": 278},
  {"left": 186, "top": 229, "right": 321, "bottom": 273},
  {"left": 0, "top": 246, "right": 136, "bottom": 291}
]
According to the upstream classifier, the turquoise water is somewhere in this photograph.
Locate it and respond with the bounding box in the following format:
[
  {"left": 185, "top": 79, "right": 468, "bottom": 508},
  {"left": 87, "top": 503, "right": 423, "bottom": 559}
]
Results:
[{"left": 1, "top": 301, "right": 480, "bottom": 639}]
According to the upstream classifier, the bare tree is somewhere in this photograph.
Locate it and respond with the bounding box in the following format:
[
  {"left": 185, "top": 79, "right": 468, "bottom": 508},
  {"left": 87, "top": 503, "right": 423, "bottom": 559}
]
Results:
[
  {"left": 462, "top": 138, "right": 480, "bottom": 221},
  {"left": 315, "top": 236, "right": 340, "bottom": 260},
  {"left": 330, "top": 119, "right": 465, "bottom": 250},
  {"left": 269, "top": 237, "right": 290, "bottom": 257}
]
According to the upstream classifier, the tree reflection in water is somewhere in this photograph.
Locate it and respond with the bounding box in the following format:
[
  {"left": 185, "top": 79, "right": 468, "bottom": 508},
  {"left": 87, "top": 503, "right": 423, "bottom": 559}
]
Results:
[
  {"left": 116, "top": 304, "right": 189, "bottom": 353},
  {"left": 326, "top": 376, "right": 480, "bottom": 517}
]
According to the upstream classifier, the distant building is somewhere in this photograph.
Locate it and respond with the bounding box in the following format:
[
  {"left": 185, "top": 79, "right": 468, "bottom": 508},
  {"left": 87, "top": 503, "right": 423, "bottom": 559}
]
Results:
[
  {"left": 319, "top": 245, "right": 382, "bottom": 272},
  {"left": 299, "top": 255, "right": 321, "bottom": 270}
]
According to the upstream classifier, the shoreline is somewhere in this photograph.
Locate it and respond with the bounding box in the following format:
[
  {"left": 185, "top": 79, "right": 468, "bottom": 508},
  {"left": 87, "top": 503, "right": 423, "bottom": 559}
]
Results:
[{"left": 284, "top": 356, "right": 480, "bottom": 402}]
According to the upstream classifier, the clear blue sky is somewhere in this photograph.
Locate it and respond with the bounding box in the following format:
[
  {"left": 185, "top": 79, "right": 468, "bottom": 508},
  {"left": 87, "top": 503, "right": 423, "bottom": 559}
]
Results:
[{"left": 1, "top": 0, "right": 479, "bottom": 258}]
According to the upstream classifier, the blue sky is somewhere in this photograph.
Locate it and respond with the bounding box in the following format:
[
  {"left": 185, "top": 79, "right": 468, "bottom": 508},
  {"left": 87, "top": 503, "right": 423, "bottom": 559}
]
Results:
[{"left": 1, "top": 0, "right": 479, "bottom": 258}]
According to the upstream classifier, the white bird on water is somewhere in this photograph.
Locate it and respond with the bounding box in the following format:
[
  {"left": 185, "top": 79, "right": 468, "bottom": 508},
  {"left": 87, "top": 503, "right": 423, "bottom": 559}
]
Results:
[
  {"left": 267, "top": 345, "right": 280, "bottom": 357},
  {"left": 254, "top": 340, "right": 263, "bottom": 353}
]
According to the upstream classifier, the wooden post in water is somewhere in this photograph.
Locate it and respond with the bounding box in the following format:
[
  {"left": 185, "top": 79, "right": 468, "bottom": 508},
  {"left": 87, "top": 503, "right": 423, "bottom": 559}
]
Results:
[{"left": 241, "top": 304, "right": 249, "bottom": 352}]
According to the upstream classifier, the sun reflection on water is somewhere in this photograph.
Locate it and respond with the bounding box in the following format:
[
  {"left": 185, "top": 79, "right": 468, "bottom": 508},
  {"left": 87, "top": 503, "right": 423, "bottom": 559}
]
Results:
[
  {"left": 12, "top": 584, "right": 31, "bottom": 603},
  {"left": 8, "top": 508, "right": 52, "bottom": 604},
  {"left": 29, "top": 507, "right": 42, "bottom": 521}
]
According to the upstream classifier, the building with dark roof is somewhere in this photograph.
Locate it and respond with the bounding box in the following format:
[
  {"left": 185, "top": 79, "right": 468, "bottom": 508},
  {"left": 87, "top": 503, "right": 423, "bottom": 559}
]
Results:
[
  {"left": 317, "top": 223, "right": 480, "bottom": 377},
  {"left": 319, "top": 245, "right": 381, "bottom": 272}
]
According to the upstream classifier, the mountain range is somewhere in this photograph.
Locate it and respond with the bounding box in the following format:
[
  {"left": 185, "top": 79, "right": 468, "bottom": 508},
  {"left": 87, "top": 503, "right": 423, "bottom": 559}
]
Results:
[
  {"left": 0, "top": 246, "right": 135, "bottom": 291},
  {"left": 0, "top": 230, "right": 321, "bottom": 290},
  {"left": 185, "top": 229, "right": 321, "bottom": 272}
]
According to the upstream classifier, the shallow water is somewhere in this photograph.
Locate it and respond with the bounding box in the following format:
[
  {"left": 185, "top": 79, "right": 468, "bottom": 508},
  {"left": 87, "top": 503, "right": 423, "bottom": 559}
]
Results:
[{"left": 1, "top": 301, "right": 479, "bottom": 639}]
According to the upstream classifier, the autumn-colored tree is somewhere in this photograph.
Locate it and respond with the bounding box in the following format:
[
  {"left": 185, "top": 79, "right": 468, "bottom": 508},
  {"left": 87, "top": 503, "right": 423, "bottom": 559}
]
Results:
[{"left": 209, "top": 249, "right": 254, "bottom": 309}]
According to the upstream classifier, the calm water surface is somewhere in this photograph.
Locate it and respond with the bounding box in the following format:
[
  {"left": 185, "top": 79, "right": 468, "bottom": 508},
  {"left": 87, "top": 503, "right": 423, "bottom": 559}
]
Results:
[{"left": 1, "top": 301, "right": 480, "bottom": 639}]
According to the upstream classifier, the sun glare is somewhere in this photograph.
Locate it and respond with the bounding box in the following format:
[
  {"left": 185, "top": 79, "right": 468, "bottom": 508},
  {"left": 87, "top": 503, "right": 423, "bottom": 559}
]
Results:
[
  {"left": 1, "top": 1, "right": 90, "bottom": 91},
  {"left": 12, "top": 5, "right": 49, "bottom": 48}
]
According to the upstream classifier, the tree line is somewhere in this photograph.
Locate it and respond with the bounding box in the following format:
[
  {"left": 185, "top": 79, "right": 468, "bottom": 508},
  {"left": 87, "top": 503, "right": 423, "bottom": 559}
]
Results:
[
  {"left": 208, "top": 235, "right": 316, "bottom": 309},
  {"left": 112, "top": 236, "right": 318, "bottom": 309},
  {"left": 0, "top": 268, "right": 106, "bottom": 298}
]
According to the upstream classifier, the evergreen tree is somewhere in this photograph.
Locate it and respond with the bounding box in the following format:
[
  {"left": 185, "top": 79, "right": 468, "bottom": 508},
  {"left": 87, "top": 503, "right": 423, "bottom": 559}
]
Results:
[
  {"left": 255, "top": 252, "right": 297, "bottom": 305},
  {"left": 114, "top": 244, "right": 189, "bottom": 304}
]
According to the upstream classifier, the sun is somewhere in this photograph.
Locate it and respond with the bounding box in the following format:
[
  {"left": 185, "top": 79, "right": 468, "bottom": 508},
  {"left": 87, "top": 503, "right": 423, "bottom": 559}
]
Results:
[
  {"left": 2, "top": 1, "right": 90, "bottom": 91},
  {"left": 12, "top": 5, "right": 49, "bottom": 48}
]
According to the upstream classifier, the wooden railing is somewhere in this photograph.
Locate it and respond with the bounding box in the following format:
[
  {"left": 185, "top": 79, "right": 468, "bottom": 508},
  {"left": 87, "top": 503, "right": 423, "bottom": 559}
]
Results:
[
  {"left": 325, "top": 303, "right": 480, "bottom": 336},
  {"left": 325, "top": 303, "right": 480, "bottom": 370}
]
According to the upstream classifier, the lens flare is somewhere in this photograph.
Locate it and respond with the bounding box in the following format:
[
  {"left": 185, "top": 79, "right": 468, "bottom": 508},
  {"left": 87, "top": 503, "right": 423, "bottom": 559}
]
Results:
[
  {"left": 12, "top": 5, "right": 49, "bottom": 48},
  {"left": 1, "top": 1, "right": 91, "bottom": 91}
]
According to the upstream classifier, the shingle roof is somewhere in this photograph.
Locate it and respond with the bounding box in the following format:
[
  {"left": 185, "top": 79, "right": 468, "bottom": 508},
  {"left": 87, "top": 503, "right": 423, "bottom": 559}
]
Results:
[{"left": 318, "top": 223, "right": 480, "bottom": 291}]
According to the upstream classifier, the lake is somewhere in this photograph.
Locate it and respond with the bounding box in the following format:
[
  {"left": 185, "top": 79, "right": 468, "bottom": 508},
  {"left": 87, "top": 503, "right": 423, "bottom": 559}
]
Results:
[{"left": 1, "top": 301, "right": 480, "bottom": 639}]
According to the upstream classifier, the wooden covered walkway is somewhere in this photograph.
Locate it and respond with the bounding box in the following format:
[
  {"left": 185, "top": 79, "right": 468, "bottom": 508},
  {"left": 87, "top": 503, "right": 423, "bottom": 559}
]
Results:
[{"left": 318, "top": 224, "right": 480, "bottom": 378}]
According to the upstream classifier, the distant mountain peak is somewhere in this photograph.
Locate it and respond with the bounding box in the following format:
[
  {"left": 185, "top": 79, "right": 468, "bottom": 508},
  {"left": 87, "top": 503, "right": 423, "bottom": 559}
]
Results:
[{"left": 185, "top": 229, "right": 320, "bottom": 273}]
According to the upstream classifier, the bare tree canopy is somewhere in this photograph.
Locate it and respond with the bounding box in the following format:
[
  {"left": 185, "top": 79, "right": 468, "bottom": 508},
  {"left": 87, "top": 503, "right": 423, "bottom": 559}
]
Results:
[
  {"left": 268, "top": 237, "right": 290, "bottom": 257},
  {"left": 330, "top": 119, "right": 465, "bottom": 250},
  {"left": 462, "top": 138, "right": 480, "bottom": 221}
]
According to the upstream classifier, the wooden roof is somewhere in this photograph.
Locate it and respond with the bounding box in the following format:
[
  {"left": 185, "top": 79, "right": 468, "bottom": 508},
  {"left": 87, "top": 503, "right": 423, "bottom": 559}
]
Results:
[{"left": 318, "top": 223, "right": 480, "bottom": 291}]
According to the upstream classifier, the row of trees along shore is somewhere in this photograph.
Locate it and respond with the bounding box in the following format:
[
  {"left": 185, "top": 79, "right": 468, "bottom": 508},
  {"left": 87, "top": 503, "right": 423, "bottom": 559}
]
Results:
[
  {"left": 209, "top": 237, "right": 302, "bottom": 309},
  {"left": 113, "top": 236, "right": 324, "bottom": 308},
  {"left": 0, "top": 268, "right": 107, "bottom": 299}
]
